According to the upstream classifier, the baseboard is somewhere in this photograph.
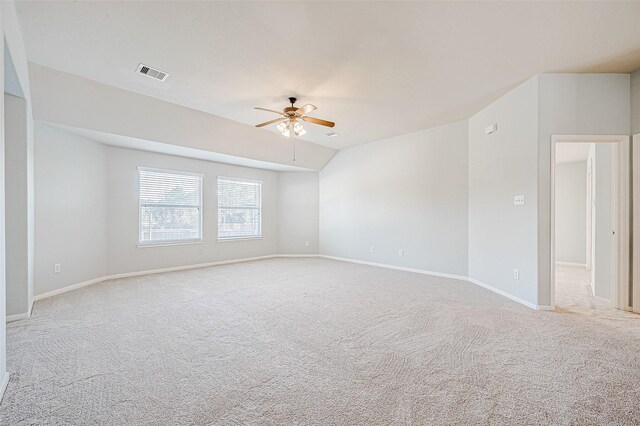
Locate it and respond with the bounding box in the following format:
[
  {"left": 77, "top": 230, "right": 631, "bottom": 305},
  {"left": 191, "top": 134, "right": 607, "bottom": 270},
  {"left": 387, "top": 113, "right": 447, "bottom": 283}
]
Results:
[
  {"left": 6, "top": 297, "right": 36, "bottom": 323},
  {"left": 20, "top": 253, "right": 545, "bottom": 318},
  {"left": 33, "top": 254, "right": 282, "bottom": 303},
  {"left": 318, "top": 255, "right": 469, "bottom": 282},
  {"left": 6, "top": 312, "right": 30, "bottom": 323},
  {"left": 536, "top": 305, "right": 556, "bottom": 311},
  {"left": 555, "top": 261, "right": 587, "bottom": 268},
  {"left": 0, "top": 372, "right": 9, "bottom": 404},
  {"left": 467, "top": 277, "right": 539, "bottom": 310},
  {"left": 320, "top": 255, "right": 541, "bottom": 310}
]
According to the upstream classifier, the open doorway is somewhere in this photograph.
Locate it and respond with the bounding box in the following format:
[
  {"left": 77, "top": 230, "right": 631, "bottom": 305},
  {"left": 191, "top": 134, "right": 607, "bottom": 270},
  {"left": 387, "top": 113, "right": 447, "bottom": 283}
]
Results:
[{"left": 551, "top": 135, "right": 631, "bottom": 316}]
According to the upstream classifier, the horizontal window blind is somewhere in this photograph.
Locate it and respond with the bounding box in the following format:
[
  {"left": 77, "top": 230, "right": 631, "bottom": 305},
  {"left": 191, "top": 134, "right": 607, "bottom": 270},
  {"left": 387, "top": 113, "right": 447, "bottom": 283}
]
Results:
[
  {"left": 139, "top": 168, "right": 203, "bottom": 244},
  {"left": 217, "top": 177, "right": 262, "bottom": 239}
]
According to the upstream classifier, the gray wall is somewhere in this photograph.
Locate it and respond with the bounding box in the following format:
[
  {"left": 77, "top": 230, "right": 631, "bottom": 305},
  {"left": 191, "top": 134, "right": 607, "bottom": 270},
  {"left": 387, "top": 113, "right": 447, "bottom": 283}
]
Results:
[
  {"left": 555, "top": 160, "right": 587, "bottom": 265},
  {"left": 468, "top": 76, "right": 540, "bottom": 305},
  {"left": 4, "top": 93, "right": 29, "bottom": 315},
  {"left": 33, "top": 125, "right": 321, "bottom": 295},
  {"left": 106, "top": 146, "right": 279, "bottom": 275},
  {"left": 319, "top": 120, "right": 469, "bottom": 277},
  {"left": 632, "top": 69, "right": 640, "bottom": 135},
  {"left": 34, "top": 123, "right": 108, "bottom": 295},
  {"left": 278, "top": 172, "right": 319, "bottom": 254},
  {"left": 538, "top": 73, "right": 630, "bottom": 306},
  {"left": 594, "top": 144, "right": 613, "bottom": 300}
]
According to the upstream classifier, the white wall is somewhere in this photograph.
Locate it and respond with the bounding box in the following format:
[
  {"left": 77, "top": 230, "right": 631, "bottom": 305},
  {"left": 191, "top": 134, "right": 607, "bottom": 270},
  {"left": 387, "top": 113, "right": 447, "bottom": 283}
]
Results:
[
  {"left": 0, "top": 0, "right": 6, "bottom": 389},
  {"left": 3, "top": 0, "right": 34, "bottom": 319},
  {"left": 278, "top": 172, "right": 319, "bottom": 254},
  {"left": 631, "top": 69, "right": 640, "bottom": 135},
  {"left": 1, "top": 0, "right": 35, "bottom": 395},
  {"left": 555, "top": 160, "right": 587, "bottom": 265},
  {"left": 538, "top": 74, "right": 630, "bottom": 306},
  {"left": 319, "top": 120, "right": 469, "bottom": 277},
  {"left": 33, "top": 124, "right": 321, "bottom": 295},
  {"left": 106, "top": 146, "right": 279, "bottom": 275},
  {"left": 594, "top": 144, "right": 613, "bottom": 300},
  {"left": 468, "top": 76, "right": 540, "bottom": 305},
  {"left": 34, "top": 123, "right": 108, "bottom": 295},
  {"left": 4, "top": 93, "right": 29, "bottom": 315}
]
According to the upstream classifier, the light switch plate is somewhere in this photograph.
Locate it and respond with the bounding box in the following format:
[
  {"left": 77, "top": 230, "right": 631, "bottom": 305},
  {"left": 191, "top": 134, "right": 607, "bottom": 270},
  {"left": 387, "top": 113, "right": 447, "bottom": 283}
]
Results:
[
  {"left": 514, "top": 195, "right": 525, "bottom": 206},
  {"left": 485, "top": 123, "right": 497, "bottom": 135}
]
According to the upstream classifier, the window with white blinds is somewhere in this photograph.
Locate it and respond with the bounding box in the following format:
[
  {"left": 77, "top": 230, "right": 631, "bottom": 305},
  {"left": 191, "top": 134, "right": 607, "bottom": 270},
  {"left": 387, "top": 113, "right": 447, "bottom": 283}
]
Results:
[
  {"left": 138, "top": 167, "right": 203, "bottom": 245},
  {"left": 217, "top": 177, "right": 262, "bottom": 240}
]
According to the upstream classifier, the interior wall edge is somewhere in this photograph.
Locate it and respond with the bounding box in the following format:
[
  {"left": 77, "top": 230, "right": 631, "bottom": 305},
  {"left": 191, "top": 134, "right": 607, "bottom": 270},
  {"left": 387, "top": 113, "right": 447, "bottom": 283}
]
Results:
[{"left": 0, "top": 371, "right": 9, "bottom": 404}]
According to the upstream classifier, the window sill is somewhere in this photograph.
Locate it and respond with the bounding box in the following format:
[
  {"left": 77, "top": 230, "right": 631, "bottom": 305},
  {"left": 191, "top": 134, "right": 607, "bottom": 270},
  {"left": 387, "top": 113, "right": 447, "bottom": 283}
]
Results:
[
  {"left": 217, "top": 236, "right": 263, "bottom": 243},
  {"left": 137, "top": 240, "right": 204, "bottom": 248}
]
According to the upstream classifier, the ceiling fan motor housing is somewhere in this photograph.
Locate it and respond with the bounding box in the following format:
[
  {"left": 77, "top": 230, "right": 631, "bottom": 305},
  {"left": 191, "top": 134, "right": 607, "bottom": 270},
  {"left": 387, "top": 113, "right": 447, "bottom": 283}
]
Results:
[{"left": 284, "top": 106, "right": 298, "bottom": 116}]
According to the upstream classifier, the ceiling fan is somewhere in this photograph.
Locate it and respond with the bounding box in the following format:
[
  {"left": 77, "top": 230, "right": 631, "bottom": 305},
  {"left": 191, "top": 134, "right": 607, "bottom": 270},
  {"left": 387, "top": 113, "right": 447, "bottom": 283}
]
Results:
[{"left": 254, "top": 97, "right": 335, "bottom": 137}]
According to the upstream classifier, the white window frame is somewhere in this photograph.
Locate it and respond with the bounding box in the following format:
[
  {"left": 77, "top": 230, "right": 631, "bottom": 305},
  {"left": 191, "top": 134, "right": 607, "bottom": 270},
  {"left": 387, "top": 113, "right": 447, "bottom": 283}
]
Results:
[
  {"left": 138, "top": 166, "right": 204, "bottom": 246},
  {"left": 217, "top": 176, "right": 263, "bottom": 241}
]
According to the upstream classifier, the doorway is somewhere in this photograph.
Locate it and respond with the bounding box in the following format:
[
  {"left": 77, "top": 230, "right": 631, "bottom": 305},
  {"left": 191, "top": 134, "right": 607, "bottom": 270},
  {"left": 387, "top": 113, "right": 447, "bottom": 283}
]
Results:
[{"left": 550, "top": 135, "right": 630, "bottom": 315}]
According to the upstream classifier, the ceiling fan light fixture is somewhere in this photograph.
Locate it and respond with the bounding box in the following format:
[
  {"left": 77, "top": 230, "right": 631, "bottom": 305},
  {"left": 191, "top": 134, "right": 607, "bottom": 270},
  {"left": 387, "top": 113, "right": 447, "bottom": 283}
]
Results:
[
  {"left": 293, "top": 121, "right": 306, "bottom": 136},
  {"left": 254, "top": 97, "right": 335, "bottom": 137}
]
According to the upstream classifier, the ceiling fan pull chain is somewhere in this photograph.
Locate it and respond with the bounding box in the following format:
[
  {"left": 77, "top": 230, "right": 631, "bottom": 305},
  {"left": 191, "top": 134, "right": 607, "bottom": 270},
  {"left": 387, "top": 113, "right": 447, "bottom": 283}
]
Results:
[{"left": 293, "top": 139, "right": 296, "bottom": 162}]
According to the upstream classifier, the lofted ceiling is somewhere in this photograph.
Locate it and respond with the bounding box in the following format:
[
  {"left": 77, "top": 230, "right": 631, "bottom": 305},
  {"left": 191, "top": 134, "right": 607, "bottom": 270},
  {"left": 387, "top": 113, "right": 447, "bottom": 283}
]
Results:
[{"left": 15, "top": 1, "right": 640, "bottom": 150}]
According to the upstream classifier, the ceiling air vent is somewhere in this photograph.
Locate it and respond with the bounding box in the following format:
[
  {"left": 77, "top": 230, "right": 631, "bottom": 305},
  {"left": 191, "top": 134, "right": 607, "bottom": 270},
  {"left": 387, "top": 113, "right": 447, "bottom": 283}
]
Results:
[
  {"left": 325, "top": 132, "right": 340, "bottom": 138},
  {"left": 136, "top": 63, "right": 169, "bottom": 81}
]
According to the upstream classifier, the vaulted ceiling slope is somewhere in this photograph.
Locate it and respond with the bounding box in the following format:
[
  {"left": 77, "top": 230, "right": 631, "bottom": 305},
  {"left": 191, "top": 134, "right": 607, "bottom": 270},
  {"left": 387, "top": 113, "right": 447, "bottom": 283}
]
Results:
[
  {"left": 15, "top": 1, "right": 640, "bottom": 149},
  {"left": 29, "top": 64, "right": 334, "bottom": 171}
]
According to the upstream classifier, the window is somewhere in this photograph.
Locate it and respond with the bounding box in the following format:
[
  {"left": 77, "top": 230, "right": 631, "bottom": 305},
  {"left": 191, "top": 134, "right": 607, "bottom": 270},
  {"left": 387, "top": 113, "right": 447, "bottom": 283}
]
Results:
[
  {"left": 138, "top": 167, "right": 203, "bottom": 245},
  {"left": 217, "top": 177, "right": 262, "bottom": 240}
]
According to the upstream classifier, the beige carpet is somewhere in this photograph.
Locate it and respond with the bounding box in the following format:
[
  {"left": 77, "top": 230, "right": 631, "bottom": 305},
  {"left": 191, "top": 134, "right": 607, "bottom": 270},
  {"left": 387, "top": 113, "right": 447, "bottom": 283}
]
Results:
[
  {"left": 555, "top": 263, "right": 640, "bottom": 321},
  {"left": 2, "top": 258, "right": 640, "bottom": 424}
]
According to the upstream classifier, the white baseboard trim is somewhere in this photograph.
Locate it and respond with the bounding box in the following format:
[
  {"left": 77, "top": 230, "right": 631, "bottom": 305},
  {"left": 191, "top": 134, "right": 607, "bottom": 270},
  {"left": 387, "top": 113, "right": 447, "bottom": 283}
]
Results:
[
  {"left": 6, "top": 296, "right": 36, "bottom": 323},
  {"left": 318, "top": 255, "right": 469, "bottom": 282},
  {"left": 0, "top": 372, "right": 9, "bottom": 404},
  {"left": 32, "top": 254, "right": 281, "bottom": 303},
  {"left": 321, "top": 255, "right": 544, "bottom": 310},
  {"left": 537, "top": 305, "right": 556, "bottom": 311},
  {"left": 466, "top": 278, "right": 539, "bottom": 310},
  {"left": 555, "top": 261, "right": 588, "bottom": 268},
  {"left": 6, "top": 312, "right": 30, "bottom": 323},
  {"left": 14, "top": 253, "right": 549, "bottom": 320}
]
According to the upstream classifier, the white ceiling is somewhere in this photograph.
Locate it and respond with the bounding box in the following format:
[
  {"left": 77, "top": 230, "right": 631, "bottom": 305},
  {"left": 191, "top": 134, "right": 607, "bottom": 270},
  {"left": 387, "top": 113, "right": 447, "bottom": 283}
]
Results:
[
  {"left": 15, "top": 1, "right": 640, "bottom": 150},
  {"left": 556, "top": 143, "right": 591, "bottom": 164},
  {"left": 46, "top": 123, "right": 314, "bottom": 172}
]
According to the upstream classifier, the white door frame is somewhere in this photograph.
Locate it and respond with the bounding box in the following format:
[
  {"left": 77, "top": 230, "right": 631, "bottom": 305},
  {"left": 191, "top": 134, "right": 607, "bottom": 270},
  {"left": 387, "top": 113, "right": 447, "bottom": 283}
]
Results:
[{"left": 550, "top": 135, "right": 630, "bottom": 310}]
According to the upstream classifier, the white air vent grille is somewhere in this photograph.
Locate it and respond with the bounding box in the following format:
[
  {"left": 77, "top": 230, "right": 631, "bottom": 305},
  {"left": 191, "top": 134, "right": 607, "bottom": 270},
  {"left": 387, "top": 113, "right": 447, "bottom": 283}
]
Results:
[{"left": 136, "top": 63, "right": 169, "bottom": 81}]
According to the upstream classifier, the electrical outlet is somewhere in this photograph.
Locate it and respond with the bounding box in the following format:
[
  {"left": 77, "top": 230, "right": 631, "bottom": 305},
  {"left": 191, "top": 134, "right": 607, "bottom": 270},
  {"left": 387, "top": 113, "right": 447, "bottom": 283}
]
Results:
[
  {"left": 398, "top": 249, "right": 404, "bottom": 256},
  {"left": 305, "top": 241, "right": 310, "bottom": 247},
  {"left": 513, "top": 269, "right": 519, "bottom": 280},
  {"left": 370, "top": 246, "right": 375, "bottom": 253},
  {"left": 197, "top": 248, "right": 203, "bottom": 255},
  {"left": 54, "top": 263, "right": 61, "bottom": 274}
]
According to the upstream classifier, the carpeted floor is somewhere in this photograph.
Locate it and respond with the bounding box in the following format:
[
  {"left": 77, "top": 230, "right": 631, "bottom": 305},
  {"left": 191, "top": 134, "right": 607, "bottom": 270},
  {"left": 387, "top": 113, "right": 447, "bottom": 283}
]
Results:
[
  {"left": 2, "top": 258, "right": 640, "bottom": 424},
  {"left": 555, "top": 263, "right": 640, "bottom": 321}
]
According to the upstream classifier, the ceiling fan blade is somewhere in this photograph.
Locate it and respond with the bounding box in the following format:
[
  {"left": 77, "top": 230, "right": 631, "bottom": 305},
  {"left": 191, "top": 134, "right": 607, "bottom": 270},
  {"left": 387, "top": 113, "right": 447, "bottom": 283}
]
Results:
[
  {"left": 255, "top": 117, "right": 285, "bottom": 128},
  {"left": 304, "top": 116, "right": 335, "bottom": 128},
  {"left": 296, "top": 104, "right": 317, "bottom": 116},
  {"left": 254, "top": 107, "right": 284, "bottom": 115}
]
